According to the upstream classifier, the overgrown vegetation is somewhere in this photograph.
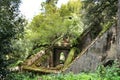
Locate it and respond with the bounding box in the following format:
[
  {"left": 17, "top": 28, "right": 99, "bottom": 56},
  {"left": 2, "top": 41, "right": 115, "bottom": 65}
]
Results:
[
  {"left": 0, "top": 0, "right": 119, "bottom": 79},
  {"left": 0, "top": 0, "right": 26, "bottom": 79},
  {"left": 25, "top": 0, "right": 84, "bottom": 54},
  {"left": 6, "top": 62, "right": 120, "bottom": 80},
  {"left": 41, "top": 62, "right": 120, "bottom": 80}
]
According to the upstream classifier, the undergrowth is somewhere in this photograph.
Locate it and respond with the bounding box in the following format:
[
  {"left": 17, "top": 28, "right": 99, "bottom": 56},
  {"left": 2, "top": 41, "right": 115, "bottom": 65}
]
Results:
[{"left": 6, "top": 62, "right": 120, "bottom": 80}]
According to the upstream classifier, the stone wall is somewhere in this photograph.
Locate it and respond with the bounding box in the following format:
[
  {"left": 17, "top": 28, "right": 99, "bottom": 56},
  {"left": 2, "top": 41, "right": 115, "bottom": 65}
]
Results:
[
  {"left": 63, "top": 25, "right": 118, "bottom": 73},
  {"left": 116, "top": 0, "right": 120, "bottom": 64}
]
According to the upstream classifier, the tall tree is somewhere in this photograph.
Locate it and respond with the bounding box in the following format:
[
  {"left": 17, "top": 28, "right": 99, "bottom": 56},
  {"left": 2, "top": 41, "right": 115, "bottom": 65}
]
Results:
[
  {"left": 82, "top": 0, "right": 117, "bottom": 38},
  {"left": 26, "top": 0, "right": 84, "bottom": 53},
  {"left": 0, "top": 0, "right": 24, "bottom": 78}
]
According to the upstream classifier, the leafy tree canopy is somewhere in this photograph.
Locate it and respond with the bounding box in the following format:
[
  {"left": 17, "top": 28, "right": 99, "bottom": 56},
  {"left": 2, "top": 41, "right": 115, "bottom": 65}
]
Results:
[
  {"left": 0, "top": 0, "right": 25, "bottom": 78},
  {"left": 26, "top": 0, "right": 84, "bottom": 52},
  {"left": 82, "top": 0, "right": 117, "bottom": 29}
]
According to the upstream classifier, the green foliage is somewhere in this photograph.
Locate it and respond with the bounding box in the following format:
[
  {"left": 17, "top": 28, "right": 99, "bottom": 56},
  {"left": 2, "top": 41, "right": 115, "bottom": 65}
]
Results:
[
  {"left": 6, "top": 62, "right": 120, "bottom": 80},
  {"left": 81, "top": 0, "right": 117, "bottom": 39},
  {"left": 99, "top": 21, "right": 114, "bottom": 36},
  {"left": 7, "top": 38, "right": 33, "bottom": 68},
  {"left": 25, "top": 0, "right": 84, "bottom": 52},
  {"left": 6, "top": 72, "right": 39, "bottom": 80},
  {"left": 96, "top": 62, "right": 120, "bottom": 80},
  {"left": 12, "top": 39, "right": 33, "bottom": 60},
  {"left": 63, "top": 47, "right": 76, "bottom": 68},
  {"left": 0, "top": 0, "right": 118, "bottom": 79},
  {"left": 41, "top": 63, "right": 120, "bottom": 80},
  {"left": 0, "top": 0, "right": 25, "bottom": 78}
]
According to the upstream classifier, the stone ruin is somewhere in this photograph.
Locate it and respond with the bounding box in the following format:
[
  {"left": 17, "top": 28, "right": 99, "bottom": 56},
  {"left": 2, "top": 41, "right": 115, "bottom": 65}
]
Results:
[{"left": 22, "top": 24, "right": 120, "bottom": 73}]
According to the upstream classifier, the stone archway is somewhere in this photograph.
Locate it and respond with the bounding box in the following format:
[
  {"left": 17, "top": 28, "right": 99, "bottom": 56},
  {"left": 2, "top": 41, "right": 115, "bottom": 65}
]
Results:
[{"left": 53, "top": 47, "right": 70, "bottom": 67}]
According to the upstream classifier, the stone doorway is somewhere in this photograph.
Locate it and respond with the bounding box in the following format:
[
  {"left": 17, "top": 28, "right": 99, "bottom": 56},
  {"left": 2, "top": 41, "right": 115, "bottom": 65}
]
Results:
[{"left": 53, "top": 47, "right": 70, "bottom": 67}]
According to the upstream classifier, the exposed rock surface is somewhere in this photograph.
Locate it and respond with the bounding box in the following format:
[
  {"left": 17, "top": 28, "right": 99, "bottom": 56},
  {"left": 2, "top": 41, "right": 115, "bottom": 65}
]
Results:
[
  {"left": 116, "top": 0, "right": 120, "bottom": 64},
  {"left": 64, "top": 25, "right": 118, "bottom": 73}
]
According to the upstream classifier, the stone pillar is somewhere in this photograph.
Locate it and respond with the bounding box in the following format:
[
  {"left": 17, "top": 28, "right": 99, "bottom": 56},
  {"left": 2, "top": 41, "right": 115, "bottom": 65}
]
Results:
[{"left": 53, "top": 49, "right": 60, "bottom": 67}]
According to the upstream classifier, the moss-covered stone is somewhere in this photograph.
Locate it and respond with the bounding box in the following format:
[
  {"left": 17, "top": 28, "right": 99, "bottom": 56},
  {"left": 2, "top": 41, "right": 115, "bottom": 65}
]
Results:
[{"left": 63, "top": 47, "right": 76, "bottom": 69}]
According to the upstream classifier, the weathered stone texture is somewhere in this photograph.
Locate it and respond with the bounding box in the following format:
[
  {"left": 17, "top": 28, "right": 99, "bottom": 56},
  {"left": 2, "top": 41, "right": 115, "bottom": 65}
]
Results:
[
  {"left": 64, "top": 25, "right": 117, "bottom": 73},
  {"left": 117, "top": 0, "right": 120, "bottom": 63}
]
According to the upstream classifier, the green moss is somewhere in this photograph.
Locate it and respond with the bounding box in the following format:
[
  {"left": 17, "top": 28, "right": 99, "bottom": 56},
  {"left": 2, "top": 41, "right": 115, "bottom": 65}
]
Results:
[
  {"left": 99, "top": 22, "right": 114, "bottom": 36},
  {"left": 22, "top": 66, "right": 60, "bottom": 73},
  {"left": 63, "top": 47, "right": 76, "bottom": 69}
]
